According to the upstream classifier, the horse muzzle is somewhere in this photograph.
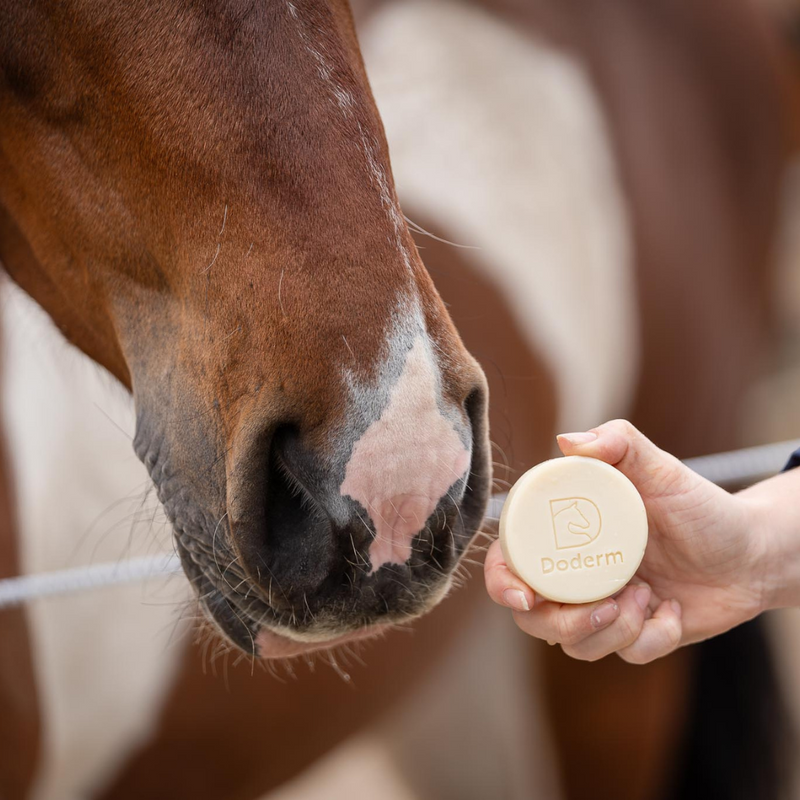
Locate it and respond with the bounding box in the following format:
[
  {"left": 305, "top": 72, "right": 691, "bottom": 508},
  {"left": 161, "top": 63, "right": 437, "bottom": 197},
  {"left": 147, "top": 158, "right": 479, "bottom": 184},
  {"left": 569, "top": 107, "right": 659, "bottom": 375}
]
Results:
[{"left": 149, "top": 374, "right": 488, "bottom": 657}]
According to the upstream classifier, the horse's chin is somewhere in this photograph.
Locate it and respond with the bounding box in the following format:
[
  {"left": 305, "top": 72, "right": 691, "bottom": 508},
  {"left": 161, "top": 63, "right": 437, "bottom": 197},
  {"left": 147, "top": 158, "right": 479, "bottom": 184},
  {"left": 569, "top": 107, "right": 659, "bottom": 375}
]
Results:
[{"left": 255, "top": 624, "right": 388, "bottom": 660}]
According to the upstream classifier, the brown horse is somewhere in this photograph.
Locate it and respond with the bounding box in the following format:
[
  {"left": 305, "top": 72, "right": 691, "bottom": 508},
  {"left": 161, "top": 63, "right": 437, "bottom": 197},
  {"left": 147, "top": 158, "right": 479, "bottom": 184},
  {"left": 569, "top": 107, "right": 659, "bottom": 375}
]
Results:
[
  {"left": 0, "top": 0, "right": 493, "bottom": 793},
  {"left": 0, "top": 0, "right": 794, "bottom": 798},
  {"left": 0, "top": 0, "right": 492, "bottom": 654}
]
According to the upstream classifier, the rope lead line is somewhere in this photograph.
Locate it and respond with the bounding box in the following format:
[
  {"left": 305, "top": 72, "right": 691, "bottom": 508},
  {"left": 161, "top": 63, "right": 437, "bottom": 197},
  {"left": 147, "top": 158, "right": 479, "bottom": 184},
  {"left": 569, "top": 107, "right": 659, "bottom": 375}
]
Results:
[
  {"left": 0, "top": 438, "right": 798, "bottom": 609},
  {"left": 681, "top": 438, "right": 800, "bottom": 486},
  {"left": 0, "top": 553, "right": 183, "bottom": 610}
]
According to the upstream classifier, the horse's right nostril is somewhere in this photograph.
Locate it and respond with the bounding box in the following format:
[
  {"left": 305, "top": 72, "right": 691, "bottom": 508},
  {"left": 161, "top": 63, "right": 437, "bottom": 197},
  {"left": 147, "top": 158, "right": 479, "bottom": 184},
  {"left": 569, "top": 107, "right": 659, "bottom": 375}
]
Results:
[{"left": 257, "top": 427, "right": 336, "bottom": 610}]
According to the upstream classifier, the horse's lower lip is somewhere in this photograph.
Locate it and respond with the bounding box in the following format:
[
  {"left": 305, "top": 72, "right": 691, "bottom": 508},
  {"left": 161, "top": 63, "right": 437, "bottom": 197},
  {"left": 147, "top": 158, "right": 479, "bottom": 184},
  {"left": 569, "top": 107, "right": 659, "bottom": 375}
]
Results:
[{"left": 256, "top": 624, "right": 384, "bottom": 659}]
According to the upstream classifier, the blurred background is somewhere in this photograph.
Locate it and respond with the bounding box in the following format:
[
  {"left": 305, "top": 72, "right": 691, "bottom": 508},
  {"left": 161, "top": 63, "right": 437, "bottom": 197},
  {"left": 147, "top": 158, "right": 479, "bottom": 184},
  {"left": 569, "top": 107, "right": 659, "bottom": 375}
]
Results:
[{"left": 747, "top": 7, "right": 800, "bottom": 798}]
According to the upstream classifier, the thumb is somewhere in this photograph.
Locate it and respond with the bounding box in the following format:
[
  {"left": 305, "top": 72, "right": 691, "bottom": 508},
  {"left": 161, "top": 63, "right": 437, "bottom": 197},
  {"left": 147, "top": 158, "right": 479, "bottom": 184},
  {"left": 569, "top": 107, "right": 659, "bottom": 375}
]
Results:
[{"left": 556, "top": 419, "right": 689, "bottom": 493}]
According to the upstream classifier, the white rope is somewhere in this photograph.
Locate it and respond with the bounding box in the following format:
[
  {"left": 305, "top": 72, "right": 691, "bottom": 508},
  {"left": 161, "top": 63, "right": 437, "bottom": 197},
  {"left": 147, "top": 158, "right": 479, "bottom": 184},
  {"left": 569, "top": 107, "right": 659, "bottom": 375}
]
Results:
[
  {"left": 0, "top": 553, "right": 182, "bottom": 610},
  {"left": 0, "top": 438, "right": 797, "bottom": 609},
  {"left": 682, "top": 438, "right": 800, "bottom": 487}
]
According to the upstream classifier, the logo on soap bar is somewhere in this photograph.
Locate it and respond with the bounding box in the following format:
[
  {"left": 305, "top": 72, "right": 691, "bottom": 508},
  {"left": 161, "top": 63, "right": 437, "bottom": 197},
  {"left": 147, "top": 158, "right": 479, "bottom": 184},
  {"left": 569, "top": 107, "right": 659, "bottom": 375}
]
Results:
[{"left": 550, "top": 497, "right": 602, "bottom": 550}]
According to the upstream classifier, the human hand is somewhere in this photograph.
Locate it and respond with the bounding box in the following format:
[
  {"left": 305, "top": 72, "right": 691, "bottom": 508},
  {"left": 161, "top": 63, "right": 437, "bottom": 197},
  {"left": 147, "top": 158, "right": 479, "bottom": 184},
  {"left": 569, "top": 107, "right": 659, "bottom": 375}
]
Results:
[{"left": 484, "top": 420, "right": 768, "bottom": 663}]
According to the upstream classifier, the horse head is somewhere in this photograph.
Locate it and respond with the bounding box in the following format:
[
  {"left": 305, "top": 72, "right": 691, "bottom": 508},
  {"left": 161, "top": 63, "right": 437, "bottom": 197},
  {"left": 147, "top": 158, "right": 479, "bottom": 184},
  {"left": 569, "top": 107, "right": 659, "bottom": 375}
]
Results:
[
  {"left": 551, "top": 498, "right": 601, "bottom": 549},
  {"left": 0, "top": 0, "right": 490, "bottom": 657},
  {"left": 564, "top": 503, "right": 590, "bottom": 535}
]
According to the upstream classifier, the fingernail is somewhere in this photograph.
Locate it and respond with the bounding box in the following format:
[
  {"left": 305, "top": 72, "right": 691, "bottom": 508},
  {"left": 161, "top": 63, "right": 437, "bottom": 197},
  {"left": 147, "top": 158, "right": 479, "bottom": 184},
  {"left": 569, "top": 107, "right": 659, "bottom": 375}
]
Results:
[
  {"left": 670, "top": 599, "right": 682, "bottom": 619},
  {"left": 635, "top": 585, "right": 651, "bottom": 610},
  {"left": 590, "top": 600, "right": 619, "bottom": 629},
  {"left": 557, "top": 431, "right": 598, "bottom": 446},
  {"left": 503, "top": 588, "right": 530, "bottom": 612}
]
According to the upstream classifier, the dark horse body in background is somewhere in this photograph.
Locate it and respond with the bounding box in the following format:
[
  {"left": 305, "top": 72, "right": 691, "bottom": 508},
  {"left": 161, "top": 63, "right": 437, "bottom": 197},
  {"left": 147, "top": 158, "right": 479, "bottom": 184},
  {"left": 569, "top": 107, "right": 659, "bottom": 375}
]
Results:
[{"left": 0, "top": 0, "right": 795, "bottom": 798}]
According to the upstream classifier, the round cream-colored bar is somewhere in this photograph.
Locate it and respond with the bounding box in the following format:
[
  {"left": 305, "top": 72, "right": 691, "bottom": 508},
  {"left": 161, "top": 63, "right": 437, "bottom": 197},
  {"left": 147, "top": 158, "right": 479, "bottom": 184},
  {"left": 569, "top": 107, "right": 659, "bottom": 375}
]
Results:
[{"left": 499, "top": 456, "right": 648, "bottom": 604}]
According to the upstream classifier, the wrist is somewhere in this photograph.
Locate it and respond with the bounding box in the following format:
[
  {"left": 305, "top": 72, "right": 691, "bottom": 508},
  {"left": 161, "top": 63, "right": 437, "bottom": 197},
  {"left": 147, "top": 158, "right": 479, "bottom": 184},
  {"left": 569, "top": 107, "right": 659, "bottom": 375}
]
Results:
[
  {"left": 737, "top": 472, "right": 800, "bottom": 612},
  {"left": 737, "top": 493, "right": 780, "bottom": 613}
]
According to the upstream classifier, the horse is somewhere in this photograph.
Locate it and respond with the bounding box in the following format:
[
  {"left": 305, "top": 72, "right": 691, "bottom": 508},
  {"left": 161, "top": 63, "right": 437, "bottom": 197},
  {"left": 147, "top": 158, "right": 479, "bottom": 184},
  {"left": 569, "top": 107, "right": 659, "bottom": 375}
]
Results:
[
  {"left": 0, "top": 0, "right": 794, "bottom": 798},
  {"left": 0, "top": 0, "right": 494, "bottom": 792},
  {"left": 549, "top": 498, "right": 601, "bottom": 549}
]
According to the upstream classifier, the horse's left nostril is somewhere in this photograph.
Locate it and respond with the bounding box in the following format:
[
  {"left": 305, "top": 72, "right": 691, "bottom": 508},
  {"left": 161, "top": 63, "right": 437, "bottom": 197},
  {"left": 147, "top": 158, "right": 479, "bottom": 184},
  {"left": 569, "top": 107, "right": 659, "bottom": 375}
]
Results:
[{"left": 458, "top": 381, "right": 491, "bottom": 536}]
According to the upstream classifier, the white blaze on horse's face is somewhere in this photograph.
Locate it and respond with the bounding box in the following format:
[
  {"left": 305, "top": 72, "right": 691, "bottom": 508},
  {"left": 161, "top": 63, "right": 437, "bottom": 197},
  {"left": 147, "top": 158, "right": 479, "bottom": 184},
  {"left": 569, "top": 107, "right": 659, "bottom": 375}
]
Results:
[{"left": 340, "top": 324, "right": 472, "bottom": 573}]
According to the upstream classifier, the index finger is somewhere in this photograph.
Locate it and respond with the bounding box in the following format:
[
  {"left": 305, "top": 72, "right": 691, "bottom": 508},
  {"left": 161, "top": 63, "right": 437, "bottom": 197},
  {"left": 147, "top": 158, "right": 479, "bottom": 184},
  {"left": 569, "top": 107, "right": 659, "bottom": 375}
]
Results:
[{"left": 484, "top": 538, "right": 535, "bottom": 612}]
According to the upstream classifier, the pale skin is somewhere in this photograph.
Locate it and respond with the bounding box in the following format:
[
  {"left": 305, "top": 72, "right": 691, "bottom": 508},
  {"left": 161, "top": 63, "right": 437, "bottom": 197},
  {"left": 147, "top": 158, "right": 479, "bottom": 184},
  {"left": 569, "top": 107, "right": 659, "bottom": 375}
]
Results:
[{"left": 484, "top": 419, "right": 800, "bottom": 664}]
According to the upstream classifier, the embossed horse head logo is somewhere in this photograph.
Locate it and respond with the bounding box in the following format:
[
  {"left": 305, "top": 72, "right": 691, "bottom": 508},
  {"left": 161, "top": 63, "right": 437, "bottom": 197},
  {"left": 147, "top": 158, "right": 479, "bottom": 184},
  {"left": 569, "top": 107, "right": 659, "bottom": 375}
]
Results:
[{"left": 549, "top": 498, "right": 602, "bottom": 550}]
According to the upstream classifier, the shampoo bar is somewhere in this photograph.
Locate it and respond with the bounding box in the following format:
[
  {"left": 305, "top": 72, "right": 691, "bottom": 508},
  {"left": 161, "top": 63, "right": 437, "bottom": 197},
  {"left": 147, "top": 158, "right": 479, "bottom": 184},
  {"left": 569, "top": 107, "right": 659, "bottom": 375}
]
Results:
[{"left": 499, "top": 456, "right": 648, "bottom": 604}]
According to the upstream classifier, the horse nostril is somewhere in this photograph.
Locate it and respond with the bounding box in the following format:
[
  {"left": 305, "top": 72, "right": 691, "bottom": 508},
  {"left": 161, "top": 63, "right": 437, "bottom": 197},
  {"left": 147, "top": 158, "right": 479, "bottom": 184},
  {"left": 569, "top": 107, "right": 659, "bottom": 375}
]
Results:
[
  {"left": 259, "top": 426, "right": 336, "bottom": 610},
  {"left": 459, "top": 380, "right": 491, "bottom": 528},
  {"left": 463, "top": 384, "right": 485, "bottom": 424}
]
